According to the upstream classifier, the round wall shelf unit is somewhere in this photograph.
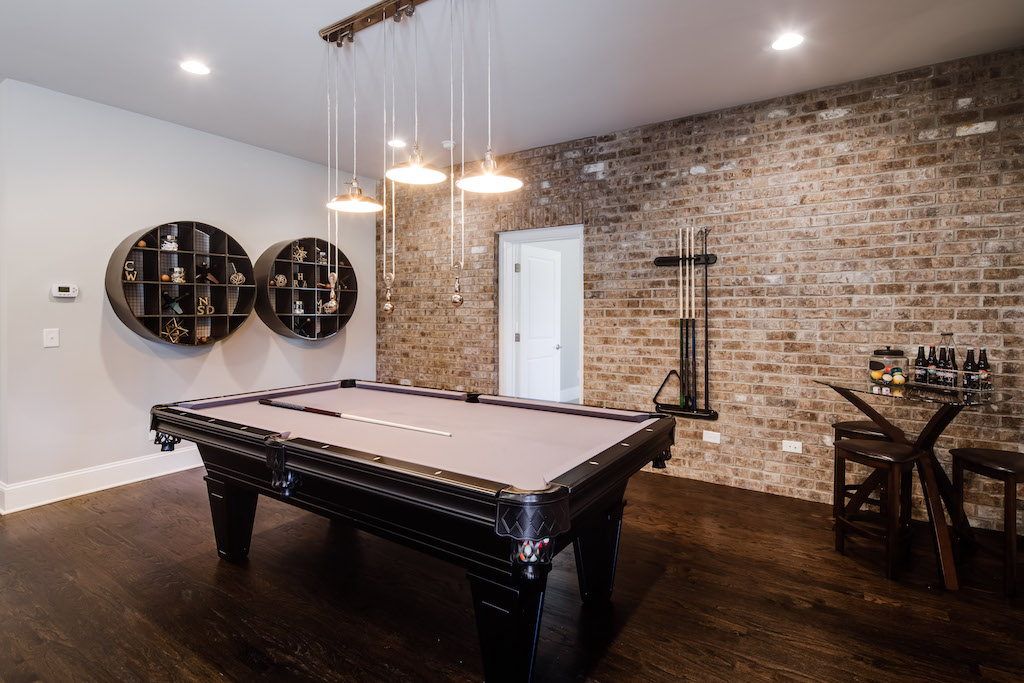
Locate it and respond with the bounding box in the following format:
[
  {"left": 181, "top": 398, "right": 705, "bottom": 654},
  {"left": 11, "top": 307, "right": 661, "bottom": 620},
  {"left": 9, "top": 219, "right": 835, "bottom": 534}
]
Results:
[
  {"left": 254, "top": 238, "right": 358, "bottom": 340},
  {"left": 105, "top": 221, "right": 256, "bottom": 345}
]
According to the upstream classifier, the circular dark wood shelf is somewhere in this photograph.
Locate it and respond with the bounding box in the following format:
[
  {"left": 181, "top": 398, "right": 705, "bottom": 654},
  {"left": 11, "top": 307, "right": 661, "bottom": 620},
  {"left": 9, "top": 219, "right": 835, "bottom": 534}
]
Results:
[
  {"left": 254, "top": 238, "right": 358, "bottom": 340},
  {"left": 105, "top": 221, "right": 256, "bottom": 346}
]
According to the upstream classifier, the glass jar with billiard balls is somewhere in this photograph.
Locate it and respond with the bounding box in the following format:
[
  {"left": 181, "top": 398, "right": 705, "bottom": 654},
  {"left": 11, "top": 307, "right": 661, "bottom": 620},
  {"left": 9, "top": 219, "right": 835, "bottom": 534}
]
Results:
[{"left": 869, "top": 346, "right": 907, "bottom": 386}]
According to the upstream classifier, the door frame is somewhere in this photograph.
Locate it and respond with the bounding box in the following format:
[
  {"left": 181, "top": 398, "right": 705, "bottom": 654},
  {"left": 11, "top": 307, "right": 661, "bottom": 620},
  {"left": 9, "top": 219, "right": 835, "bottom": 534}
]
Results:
[{"left": 497, "top": 224, "right": 584, "bottom": 400}]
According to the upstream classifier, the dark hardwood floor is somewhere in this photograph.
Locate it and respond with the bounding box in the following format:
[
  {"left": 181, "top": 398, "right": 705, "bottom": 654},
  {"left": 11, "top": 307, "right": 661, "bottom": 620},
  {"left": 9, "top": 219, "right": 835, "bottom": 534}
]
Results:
[{"left": 0, "top": 468, "right": 1020, "bottom": 682}]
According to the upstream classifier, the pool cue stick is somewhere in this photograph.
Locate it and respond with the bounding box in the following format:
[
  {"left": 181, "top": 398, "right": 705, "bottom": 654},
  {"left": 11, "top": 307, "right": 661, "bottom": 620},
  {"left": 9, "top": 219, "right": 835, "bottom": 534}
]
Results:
[
  {"left": 258, "top": 399, "right": 453, "bottom": 437},
  {"left": 703, "top": 227, "right": 711, "bottom": 411},
  {"left": 679, "top": 228, "right": 688, "bottom": 407},
  {"left": 690, "top": 225, "right": 698, "bottom": 410}
]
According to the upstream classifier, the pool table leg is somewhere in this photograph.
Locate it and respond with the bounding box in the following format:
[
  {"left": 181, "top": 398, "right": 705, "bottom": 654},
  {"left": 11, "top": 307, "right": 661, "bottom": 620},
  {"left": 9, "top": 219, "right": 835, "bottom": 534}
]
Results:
[
  {"left": 573, "top": 497, "right": 625, "bottom": 604},
  {"left": 204, "top": 475, "right": 258, "bottom": 562},
  {"left": 467, "top": 570, "right": 548, "bottom": 683}
]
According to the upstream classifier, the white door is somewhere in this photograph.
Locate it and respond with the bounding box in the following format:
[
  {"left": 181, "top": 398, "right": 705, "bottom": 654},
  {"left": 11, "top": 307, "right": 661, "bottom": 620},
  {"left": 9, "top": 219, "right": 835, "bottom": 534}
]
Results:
[{"left": 518, "top": 244, "right": 561, "bottom": 401}]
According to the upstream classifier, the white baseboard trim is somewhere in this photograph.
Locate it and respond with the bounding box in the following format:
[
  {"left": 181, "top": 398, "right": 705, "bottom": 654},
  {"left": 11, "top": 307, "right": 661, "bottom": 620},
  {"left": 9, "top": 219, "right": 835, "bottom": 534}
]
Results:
[{"left": 0, "top": 446, "right": 202, "bottom": 515}]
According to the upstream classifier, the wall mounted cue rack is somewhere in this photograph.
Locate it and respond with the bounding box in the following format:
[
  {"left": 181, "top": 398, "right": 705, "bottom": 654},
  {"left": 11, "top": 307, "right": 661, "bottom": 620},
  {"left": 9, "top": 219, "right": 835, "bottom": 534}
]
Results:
[
  {"left": 254, "top": 238, "right": 358, "bottom": 341},
  {"left": 653, "top": 227, "right": 718, "bottom": 420},
  {"left": 105, "top": 222, "right": 256, "bottom": 346}
]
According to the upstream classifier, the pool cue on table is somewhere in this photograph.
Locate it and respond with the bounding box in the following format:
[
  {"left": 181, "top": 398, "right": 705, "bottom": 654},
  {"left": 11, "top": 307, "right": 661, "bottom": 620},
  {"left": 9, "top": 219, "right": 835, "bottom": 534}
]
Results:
[{"left": 258, "top": 399, "right": 453, "bottom": 437}]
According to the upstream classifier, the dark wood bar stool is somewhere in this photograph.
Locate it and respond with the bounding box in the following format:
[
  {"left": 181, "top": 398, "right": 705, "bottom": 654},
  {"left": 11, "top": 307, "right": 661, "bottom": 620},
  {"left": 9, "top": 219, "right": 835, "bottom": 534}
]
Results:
[
  {"left": 950, "top": 448, "right": 1023, "bottom": 596},
  {"left": 834, "top": 438, "right": 920, "bottom": 579},
  {"left": 832, "top": 420, "right": 889, "bottom": 442}
]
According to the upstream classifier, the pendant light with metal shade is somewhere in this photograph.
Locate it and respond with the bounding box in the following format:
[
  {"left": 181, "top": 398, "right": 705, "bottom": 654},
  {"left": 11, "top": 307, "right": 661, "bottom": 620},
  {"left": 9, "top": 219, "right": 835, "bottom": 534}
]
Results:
[
  {"left": 457, "top": 0, "right": 521, "bottom": 194},
  {"left": 385, "top": 13, "right": 446, "bottom": 186},
  {"left": 328, "top": 46, "right": 383, "bottom": 213}
]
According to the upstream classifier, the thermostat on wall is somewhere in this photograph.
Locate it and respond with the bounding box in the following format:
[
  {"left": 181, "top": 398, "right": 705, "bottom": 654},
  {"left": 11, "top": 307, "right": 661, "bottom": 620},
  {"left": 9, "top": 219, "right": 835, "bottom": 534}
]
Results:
[{"left": 51, "top": 284, "right": 79, "bottom": 298}]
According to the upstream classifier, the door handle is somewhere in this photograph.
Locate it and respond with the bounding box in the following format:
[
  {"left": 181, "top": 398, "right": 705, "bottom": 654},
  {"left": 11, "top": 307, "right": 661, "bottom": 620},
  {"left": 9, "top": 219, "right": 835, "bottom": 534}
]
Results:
[{"left": 555, "top": 344, "right": 561, "bottom": 350}]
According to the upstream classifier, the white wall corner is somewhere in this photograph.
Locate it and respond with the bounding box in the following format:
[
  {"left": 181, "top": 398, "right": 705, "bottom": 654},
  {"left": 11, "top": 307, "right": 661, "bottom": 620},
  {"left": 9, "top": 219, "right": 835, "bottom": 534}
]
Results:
[{"left": 0, "top": 446, "right": 202, "bottom": 516}]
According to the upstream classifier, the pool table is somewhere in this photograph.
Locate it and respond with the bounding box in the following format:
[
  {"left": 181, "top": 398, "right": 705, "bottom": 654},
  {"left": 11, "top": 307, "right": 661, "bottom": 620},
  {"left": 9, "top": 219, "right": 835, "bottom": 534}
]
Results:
[{"left": 150, "top": 380, "right": 675, "bottom": 681}]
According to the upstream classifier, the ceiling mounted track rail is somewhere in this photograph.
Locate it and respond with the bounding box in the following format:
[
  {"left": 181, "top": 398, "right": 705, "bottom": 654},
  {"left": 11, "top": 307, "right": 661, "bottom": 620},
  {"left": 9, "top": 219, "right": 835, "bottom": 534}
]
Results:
[{"left": 319, "top": 0, "right": 431, "bottom": 45}]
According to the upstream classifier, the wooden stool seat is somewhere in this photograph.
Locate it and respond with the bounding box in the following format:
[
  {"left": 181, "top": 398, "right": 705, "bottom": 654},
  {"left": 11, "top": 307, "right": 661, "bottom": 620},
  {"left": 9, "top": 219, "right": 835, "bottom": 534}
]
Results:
[
  {"left": 951, "top": 448, "right": 1022, "bottom": 595},
  {"left": 838, "top": 439, "right": 917, "bottom": 464},
  {"left": 834, "top": 439, "right": 920, "bottom": 580},
  {"left": 832, "top": 420, "right": 888, "bottom": 441},
  {"left": 951, "top": 448, "right": 1024, "bottom": 476}
]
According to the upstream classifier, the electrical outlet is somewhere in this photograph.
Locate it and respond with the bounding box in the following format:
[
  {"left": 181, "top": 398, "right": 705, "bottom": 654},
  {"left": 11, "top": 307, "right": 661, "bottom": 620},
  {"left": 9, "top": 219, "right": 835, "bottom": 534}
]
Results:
[
  {"left": 702, "top": 430, "right": 721, "bottom": 444},
  {"left": 43, "top": 328, "right": 60, "bottom": 348},
  {"left": 782, "top": 440, "right": 802, "bottom": 454}
]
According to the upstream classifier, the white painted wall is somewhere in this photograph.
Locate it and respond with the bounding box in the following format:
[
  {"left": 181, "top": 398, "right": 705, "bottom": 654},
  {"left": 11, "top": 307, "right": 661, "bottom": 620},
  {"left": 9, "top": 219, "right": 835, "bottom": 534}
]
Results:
[{"left": 0, "top": 80, "right": 377, "bottom": 510}]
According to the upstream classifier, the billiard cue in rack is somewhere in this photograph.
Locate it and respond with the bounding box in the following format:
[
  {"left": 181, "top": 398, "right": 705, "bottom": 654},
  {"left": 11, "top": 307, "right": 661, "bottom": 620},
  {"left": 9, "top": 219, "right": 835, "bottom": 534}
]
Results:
[
  {"left": 679, "top": 229, "right": 688, "bottom": 408},
  {"left": 258, "top": 399, "right": 453, "bottom": 437},
  {"left": 652, "top": 227, "right": 719, "bottom": 420}
]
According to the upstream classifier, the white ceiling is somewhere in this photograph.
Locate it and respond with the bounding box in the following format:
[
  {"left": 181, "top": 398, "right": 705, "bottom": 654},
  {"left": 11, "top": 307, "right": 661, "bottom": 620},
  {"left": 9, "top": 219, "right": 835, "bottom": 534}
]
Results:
[{"left": 2, "top": 0, "right": 1022, "bottom": 177}]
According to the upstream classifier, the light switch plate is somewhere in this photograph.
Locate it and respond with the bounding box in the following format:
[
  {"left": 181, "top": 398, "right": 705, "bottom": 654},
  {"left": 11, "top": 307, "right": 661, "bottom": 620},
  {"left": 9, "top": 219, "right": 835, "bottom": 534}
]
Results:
[
  {"left": 702, "top": 430, "right": 721, "bottom": 444},
  {"left": 783, "top": 440, "right": 802, "bottom": 454},
  {"left": 43, "top": 328, "right": 60, "bottom": 348}
]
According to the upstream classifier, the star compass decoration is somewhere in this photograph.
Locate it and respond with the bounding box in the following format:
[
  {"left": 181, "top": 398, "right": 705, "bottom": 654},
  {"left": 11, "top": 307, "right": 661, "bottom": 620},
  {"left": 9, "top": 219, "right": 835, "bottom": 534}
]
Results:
[
  {"left": 160, "top": 318, "right": 190, "bottom": 344},
  {"left": 291, "top": 244, "right": 308, "bottom": 262}
]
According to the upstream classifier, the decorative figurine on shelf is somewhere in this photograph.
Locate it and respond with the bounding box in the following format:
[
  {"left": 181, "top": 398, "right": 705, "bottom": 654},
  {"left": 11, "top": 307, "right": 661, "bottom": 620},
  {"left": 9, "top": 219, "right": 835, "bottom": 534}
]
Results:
[
  {"left": 294, "top": 317, "right": 312, "bottom": 336},
  {"left": 316, "top": 299, "right": 325, "bottom": 314},
  {"left": 123, "top": 260, "right": 137, "bottom": 282},
  {"left": 196, "top": 296, "right": 215, "bottom": 315},
  {"left": 317, "top": 248, "right": 328, "bottom": 265},
  {"left": 323, "top": 273, "right": 339, "bottom": 313},
  {"left": 170, "top": 267, "right": 186, "bottom": 284},
  {"left": 161, "top": 290, "right": 187, "bottom": 315},
  {"left": 293, "top": 300, "right": 304, "bottom": 315},
  {"left": 293, "top": 272, "right": 305, "bottom": 289},
  {"left": 274, "top": 274, "right": 288, "bottom": 288},
  {"left": 292, "top": 245, "right": 308, "bottom": 262},
  {"left": 160, "top": 318, "right": 189, "bottom": 344},
  {"left": 383, "top": 273, "right": 395, "bottom": 315},
  {"left": 229, "top": 262, "right": 246, "bottom": 285},
  {"left": 161, "top": 235, "right": 178, "bottom": 251},
  {"left": 195, "top": 261, "right": 219, "bottom": 284},
  {"left": 451, "top": 262, "right": 464, "bottom": 308}
]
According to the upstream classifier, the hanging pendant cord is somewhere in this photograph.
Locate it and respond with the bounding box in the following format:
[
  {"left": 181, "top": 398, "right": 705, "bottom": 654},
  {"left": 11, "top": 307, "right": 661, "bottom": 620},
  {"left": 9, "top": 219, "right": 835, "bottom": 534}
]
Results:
[
  {"left": 382, "top": 8, "right": 388, "bottom": 282},
  {"left": 460, "top": 0, "right": 465, "bottom": 267},
  {"left": 326, "top": 43, "right": 332, "bottom": 246},
  {"left": 413, "top": 13, "right": 419, "bottom": 146},
  {"left": 486, "top": 0, "right": 492, "bottom": 151},
  {"left": 352, "top": 46, "right": 358, "bottom": 178},
  {"left": 450, "top": 0, "right": 454, "bottom": 270}
]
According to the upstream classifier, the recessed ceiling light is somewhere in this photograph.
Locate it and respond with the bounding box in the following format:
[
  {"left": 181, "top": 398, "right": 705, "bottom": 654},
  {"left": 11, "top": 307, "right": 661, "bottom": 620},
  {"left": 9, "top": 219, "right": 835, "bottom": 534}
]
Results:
[
  {"left": 180, "top": 60, "right": 211, "bottom": 75},
  {"left": 771, "top": 33, "right": 804, "bottom": 51},
  {"left": 387, "top": 138, "right": 407, "bottom": 148}
]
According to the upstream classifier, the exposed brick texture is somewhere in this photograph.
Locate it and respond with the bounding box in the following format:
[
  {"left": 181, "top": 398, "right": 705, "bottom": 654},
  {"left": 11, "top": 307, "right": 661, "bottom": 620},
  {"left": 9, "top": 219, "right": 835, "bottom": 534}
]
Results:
[{"left": 377, "top": 48, "right": 1023, "bottom": 530}]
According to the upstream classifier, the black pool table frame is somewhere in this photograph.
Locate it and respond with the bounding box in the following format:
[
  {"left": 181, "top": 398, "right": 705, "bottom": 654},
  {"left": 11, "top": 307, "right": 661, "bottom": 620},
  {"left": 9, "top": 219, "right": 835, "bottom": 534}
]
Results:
[{"left": 151, "top": 380, "right": 675, "bottom": 682}]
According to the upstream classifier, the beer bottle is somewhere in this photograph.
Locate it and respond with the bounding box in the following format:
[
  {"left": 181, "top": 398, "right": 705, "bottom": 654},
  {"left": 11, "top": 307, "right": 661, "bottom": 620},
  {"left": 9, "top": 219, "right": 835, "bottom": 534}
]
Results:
[
  {"left": 914, "top": 346, "right": 928, "bottom": 384},
  {"left": 927, "top": 345, "right": 938, "bottom": 385},
  {"left": 938, "top": 346, "right": 950, "bottom": 386},
  {"left": 978, "top": 348, "right": 991, "bottom": 390},
  {"left": 963, "top": 348, "right": 978, "bottom": 390},
  {"left": 949, "top": 345, "right": 958, "bottom": 388}
]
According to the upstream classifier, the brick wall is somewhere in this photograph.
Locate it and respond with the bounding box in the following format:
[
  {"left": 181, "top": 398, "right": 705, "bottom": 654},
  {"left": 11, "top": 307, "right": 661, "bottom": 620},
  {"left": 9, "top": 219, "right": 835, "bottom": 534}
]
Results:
[{"left": 376, "top": 48, "right": 1023, "bottom": 529}]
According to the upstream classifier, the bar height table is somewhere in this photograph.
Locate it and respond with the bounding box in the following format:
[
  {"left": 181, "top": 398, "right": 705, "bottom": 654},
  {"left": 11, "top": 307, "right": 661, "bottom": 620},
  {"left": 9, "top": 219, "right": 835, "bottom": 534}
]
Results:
[{"left": 815, "top": 379, "right": 1011, "bottom": 590}]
